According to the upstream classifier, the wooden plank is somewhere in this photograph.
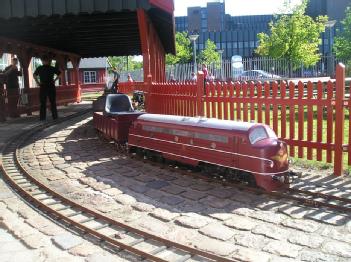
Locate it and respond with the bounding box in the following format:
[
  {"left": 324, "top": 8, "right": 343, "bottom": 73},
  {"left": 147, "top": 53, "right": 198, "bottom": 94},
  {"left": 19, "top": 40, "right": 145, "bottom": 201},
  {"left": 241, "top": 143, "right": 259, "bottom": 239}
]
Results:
[
  {"left": 229, "top": 82, "right": 235, "bottom": 121},
  {"left": 242, "top": 82, "right": 248, "bottom": 122},
  {"left": 249, "top": 82, "right": 255, "bottom": 122},
  {"left": 289, "top": 81, "right": 295, "bottom": 157},
  {"left": 235, "top": 82, "right": 241, "bottom": 120},
  {"left": 316, "top": 81, "right": 323, "bottom": 161},
  {"left": 297, "top": 81, "right": 304, "bottom": 158},
  {"left": 326, "top": 81, "right": 334, "bottom": 163},
  {"left": 223, "top": 82, "right": 228, "bottom": 120},
  {"left": 217, "top": 82, "right": 223, "bottom": 120},
  {"left": 210, "top": 81, "right": 216, "bottom": 118},
  {"left": 257, "top": 82, "right": 263, "bottom": 124},
  {"left": 206, "top": 83, "right": 211, "bottom": 118},
  {"left": 280, "top": 81, "right": 287, "bottom": 139},
  {"left": 264, "top": 82, "right": 270, "bottom": 126},
  {"left": 272, "top": 81, "right": 278, "bottom": 134},
  {"left": 306, "top": 81, "right": 314, "bottom": 160}
]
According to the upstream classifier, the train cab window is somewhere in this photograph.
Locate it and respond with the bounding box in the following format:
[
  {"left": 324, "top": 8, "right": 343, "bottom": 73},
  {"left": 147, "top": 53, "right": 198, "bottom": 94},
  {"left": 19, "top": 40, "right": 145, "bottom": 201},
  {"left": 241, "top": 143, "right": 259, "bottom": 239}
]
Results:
[{"left": 249, "top": 126, "right": 269, "bottom": 144}]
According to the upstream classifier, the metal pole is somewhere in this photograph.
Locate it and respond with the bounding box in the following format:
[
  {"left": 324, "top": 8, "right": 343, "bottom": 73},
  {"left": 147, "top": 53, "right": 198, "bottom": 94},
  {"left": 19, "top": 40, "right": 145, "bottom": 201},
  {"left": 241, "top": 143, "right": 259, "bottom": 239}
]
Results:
[{"left": 193, "top": 40, "right": 197, "bottom": 73}]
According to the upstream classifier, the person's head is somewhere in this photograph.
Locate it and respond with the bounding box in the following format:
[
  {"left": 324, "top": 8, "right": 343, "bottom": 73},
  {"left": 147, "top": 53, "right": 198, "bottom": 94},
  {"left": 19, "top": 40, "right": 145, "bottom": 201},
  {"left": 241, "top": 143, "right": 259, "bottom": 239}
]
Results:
[
  {"left": 11, "top": 58, "right": 18, "bottom": 66},
  {"left": 191, "top": 72, "right": 195, "bottom": 77},
  {"left": 41, "top": 55, "right": 51, "bottom": 65},
  {"left": 127, "top": 74, "right": 131, "bottom": 78},
  {"left": 202, "top": 64, "right": 206, "bottom": 69}
]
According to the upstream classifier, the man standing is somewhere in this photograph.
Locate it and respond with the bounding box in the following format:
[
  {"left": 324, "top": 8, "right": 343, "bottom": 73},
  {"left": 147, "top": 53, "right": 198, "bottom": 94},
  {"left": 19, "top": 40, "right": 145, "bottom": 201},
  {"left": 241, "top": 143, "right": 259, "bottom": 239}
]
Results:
[
  {"left": 3, "top": 58, "right": 22, "bottom": 118},
  {"left": 33, "top": 56, "right": 61, "bottom": 120}
]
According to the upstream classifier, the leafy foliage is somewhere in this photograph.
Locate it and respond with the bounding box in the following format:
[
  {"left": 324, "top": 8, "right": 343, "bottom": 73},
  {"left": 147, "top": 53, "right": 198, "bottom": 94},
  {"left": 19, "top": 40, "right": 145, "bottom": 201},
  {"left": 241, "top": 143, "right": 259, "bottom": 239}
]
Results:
[
  {"left": 107, "top": 56, "right": 143, "bottom": 72},
  {"left": 166, "top": 32, "right": 192, "bottom": 65},
  {"left": 334, "top": 6, "right": 351, "bottom": 65},
  {"left": 198, "top": 39, "right": 221, "bottom": 66},
  {"left": 255, "top": 0, "right": 328, "bottom": 69}
]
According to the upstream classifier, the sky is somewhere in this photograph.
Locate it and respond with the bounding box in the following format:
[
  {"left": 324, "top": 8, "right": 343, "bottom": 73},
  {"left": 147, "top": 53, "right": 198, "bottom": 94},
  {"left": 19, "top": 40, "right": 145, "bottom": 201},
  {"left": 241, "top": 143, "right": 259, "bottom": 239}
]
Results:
[{"left": 174, "top": 0, "right": 303, "bottom": 17}]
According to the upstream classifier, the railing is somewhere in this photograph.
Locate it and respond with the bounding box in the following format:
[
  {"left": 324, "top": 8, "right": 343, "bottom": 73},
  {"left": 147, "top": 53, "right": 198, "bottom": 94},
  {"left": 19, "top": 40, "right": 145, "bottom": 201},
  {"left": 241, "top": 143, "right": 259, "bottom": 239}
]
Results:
[
  {"left": 145, "top": 64, "right": 350, "bottom": 176},
  {"left": 1, "top": 85, "right": 80, "bottom": 120}
]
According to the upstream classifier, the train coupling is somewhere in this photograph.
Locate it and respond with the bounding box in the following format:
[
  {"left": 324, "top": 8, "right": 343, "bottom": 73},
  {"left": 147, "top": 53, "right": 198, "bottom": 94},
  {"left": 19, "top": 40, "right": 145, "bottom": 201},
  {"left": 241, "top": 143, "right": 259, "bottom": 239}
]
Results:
[{"left": 272, "top": 171, "right": 302, "bottom": 184}]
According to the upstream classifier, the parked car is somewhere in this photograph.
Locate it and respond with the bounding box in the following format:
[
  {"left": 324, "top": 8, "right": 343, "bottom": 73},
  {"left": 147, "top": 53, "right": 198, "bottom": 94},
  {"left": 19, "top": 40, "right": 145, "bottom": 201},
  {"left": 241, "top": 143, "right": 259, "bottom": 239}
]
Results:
[{"left": 238, "top": 70, "right": 281, "bottom": 81}]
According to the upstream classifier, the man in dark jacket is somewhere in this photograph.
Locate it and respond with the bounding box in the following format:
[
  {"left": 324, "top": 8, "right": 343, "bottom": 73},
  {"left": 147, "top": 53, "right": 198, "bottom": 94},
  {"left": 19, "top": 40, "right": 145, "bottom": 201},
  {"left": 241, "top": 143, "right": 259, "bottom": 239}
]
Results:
[
  {"left": 33, "top": 56, "right": 61, "bottom": 120},
  {"left": 3, "top": 58, "right": 22, "bottom": 118}
]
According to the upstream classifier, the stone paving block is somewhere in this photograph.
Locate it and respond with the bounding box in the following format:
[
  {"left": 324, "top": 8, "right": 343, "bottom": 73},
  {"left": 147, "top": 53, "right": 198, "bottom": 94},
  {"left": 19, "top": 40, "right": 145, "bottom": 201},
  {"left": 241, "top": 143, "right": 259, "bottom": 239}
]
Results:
[
  {"left": 52, "top": 233, "right": 83, "bottom": 250},
  {"left": 262, "top": 240, "right": 303, "bottom": 258},
  {"left": 175, "top": 215, "right": 209, "bottom": 229},
  {"left": 102, "top": 187, "right": 123, "bottom": 197},
  {"left": 68, "top": 242, "right": 103, "bottom": 257},
  {"left": 181, "top": 190, "right": 207, "bottom": 201},
  {"left": 114, "top": 194, "right": 136, "bottom": 205},
  {"left": 208, "top": 212, "right": 233, "bottom": 221},
  {"left": 306, "top": 211, "right": 349, "bottom": 225},
  {"left": 24, "top": 215, "right": 52, "bottom": 230},
  {"left": 288, "top": 233, "right": 324, "bottom": 249},
  {"left": 128, "top": 183, "right": 148, "bottom": 194},
  {"left": 22, "top": 233, "right": 52, "bottom": 249},
  {"left": 282, "top": 218, "right": 320, "bottom": 233},
  {"left": 300, "top": 250, "right": 338, "bottom": 262},
  {"left": 0, "top": 237, "right": 27, "bottom": 252},
  {"left": 3, "top": 250, "right": 42, "bottom": 262},
  {"left": 278, "top": 205, "right": 312, "bottom": 219},
  {"left": 144, "top": 189, "right": 165, "bottom": 200},
  {"left": 199, "top": 223, "right": 235, "bottom": 241},
  {"left": 248, "top": 210, "right": 285, "bottom": 224},
  {"left": 131, "top": 202, "right": 155, "bottom": 212},
  {"left": 208, "top": 188, "right": 233, "bottom": 199},
  {"left": 161, "top": 184, "right": 186, "bottom": 195},
  {"left": 172, "top": 178, "right": 194, "bottom": 187},
  {"left": 38, "top": 224, "right": 66, "bottom": 236},
  {"left": 230, "top": 206, "right": 255, "bottom": 217},
  {"left": 86, "top": 252, "right": 127, "bottom": 262},
  {"left": 252, "top": 224, "right": 288, "bottom": 240},
  {"left": 193, "top": 237, "right": 236, "bottom": 257},
  {"left": 231, "top": 246, "right": 271, "bottom": 262},
  {"left": 322, "top": 241, "right": 351, "bottom": 258},
  {"left": 134, "top": 216, "right": 171, "bottom": 236},
  {"left": 224, "top": 215, "right": 257, "bottom": 231},
  {"left": 145, "top": 180, "right": 170, "bottom": 190},
  {"left": 200, "top": 196, "right": 232, "bottom": 209},
  {"left": 190, "top": 183, "right": 214, "bottom": 192},
  {"left": 233, "top": 232, "right": 267, "bottom": 248},
  {"left": 134, "top": 174, "right": 155, "bottom": 183},
  {"left": 321, "top": 227, "right": 351, "bottom": 244},
  {"left": 150, "top": 208, "right": 179, "bottom": 222},
  {"left": 161, "top": 195, "right": 185, "bottom": 206}
]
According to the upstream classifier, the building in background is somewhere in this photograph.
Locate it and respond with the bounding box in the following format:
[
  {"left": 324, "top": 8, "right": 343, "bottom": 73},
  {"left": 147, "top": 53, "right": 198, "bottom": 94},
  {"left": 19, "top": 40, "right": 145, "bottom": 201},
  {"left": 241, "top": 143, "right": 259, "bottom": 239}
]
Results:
[
  {"left": 175, "top": 0, "right": 350, "bottom": 60},
  {"left": 67, "top": 57, "right": 109, "bottom": 91}
]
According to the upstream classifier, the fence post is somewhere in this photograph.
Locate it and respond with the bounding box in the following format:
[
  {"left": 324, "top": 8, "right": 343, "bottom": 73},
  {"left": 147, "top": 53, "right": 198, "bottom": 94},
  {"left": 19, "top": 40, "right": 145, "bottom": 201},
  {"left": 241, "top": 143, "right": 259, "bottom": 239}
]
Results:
[
  {"left": 0, "top": 82, "right": 5, "bottom": 122},
  {"left": 197, "top": 71, "right": 204, "bottom": 117},
  {"left": 145, "top": 74, "right": 152, "bottom": 113},
  {"left": 334, "top": 63, "right": 345, "bottom": 176}
]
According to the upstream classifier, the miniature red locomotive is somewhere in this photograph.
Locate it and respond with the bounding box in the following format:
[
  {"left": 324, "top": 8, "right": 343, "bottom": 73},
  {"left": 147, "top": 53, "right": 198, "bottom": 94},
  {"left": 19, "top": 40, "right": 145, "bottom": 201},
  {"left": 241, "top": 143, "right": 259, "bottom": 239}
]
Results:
[{"left": 93, "top": 94, "right": 290, "bottom": 191}]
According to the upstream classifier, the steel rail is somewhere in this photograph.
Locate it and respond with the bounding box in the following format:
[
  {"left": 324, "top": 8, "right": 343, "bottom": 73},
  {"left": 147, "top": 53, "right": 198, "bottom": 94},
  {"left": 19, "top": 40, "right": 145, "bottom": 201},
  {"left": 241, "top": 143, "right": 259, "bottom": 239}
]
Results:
[{"left": 1, "top": 113, "right": 235, "bottom": 262}]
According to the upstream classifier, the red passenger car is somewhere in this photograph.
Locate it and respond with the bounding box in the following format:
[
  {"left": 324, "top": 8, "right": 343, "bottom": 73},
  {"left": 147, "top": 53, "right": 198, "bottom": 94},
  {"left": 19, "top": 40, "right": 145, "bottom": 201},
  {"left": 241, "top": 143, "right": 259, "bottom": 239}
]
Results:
[{"left": 128, "top": 114, "right": 289, "bottom": 191}]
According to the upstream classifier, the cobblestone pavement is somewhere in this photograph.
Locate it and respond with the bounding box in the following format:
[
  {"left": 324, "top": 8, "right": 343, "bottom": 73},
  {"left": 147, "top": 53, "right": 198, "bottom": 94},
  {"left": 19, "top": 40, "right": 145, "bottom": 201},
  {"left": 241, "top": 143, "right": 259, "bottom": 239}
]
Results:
[
  {"left": 15, "top": 116, "right": 351, "bottom": 262},
  {"left": 0, "top": 103, "right": 132, "bottom": 262}
]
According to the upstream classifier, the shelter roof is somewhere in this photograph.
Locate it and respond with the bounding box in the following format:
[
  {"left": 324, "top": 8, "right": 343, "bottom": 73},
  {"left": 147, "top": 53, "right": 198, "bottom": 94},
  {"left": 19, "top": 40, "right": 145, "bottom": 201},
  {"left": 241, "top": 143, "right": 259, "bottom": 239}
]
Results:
[{"left": 0, "top": 0, "right": 175, "bottom": 57}]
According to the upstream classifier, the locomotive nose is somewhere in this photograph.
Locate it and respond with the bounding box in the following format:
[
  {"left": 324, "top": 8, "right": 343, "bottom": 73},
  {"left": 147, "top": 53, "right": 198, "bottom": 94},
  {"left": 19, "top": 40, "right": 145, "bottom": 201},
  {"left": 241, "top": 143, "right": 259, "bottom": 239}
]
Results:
[{"left": 271, "top": 141, "right": 289, "bottom": 169}]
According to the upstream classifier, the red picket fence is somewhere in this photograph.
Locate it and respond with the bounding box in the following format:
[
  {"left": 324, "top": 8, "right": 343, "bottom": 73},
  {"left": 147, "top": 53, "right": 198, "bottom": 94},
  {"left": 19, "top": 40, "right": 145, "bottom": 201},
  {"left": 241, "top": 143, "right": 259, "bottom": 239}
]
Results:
[
  {"left": 145, "top": 64, "right": 350, "bottom": 175},
  {"left": 118, "top": 81, "right": 146, "bottom": 95}
]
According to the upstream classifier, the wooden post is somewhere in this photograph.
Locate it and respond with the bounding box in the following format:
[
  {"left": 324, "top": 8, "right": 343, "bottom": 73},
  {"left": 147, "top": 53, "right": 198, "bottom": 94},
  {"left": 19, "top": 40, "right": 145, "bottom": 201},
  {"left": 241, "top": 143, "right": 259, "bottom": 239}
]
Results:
[
  {"left": 0, "top": 50, "right": 5, "bottom": 122},
  {"left": 71, "top": 57, "right": 81, "bottom": 103},
  {"left": 334, "top": 63, "right": 345, "bottom": 176},
  {"left": 145, "top": 74, "right": 152, "bottom": 112},
  {"left": 196, "top": 71, "right": 204, "bottom": 117},
  {"left": 17, "top": 51, "right": 32, "bottom": 115}
]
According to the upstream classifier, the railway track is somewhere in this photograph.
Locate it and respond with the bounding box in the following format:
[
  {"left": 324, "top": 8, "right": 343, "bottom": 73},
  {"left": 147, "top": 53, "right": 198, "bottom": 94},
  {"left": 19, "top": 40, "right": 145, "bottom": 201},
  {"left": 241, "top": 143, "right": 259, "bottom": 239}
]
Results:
[{"left": 0, "top": 112, "right": 234, "bottom": 262}]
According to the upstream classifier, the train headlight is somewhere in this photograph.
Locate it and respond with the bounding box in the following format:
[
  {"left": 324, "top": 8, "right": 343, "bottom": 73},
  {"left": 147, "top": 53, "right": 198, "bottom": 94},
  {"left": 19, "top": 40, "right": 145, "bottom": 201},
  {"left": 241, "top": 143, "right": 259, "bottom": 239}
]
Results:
[{"left": 269, "top": 161, "right": 274, "bottom": 168}]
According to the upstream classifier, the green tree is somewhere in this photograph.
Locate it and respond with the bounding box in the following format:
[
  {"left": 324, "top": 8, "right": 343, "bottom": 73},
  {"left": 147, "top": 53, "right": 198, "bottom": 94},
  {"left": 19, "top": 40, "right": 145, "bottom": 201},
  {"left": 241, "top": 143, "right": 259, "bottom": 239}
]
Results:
[
  {"left": 255, "top": 0, "right": 328, "bottom": 73},
  {"left": 198, "top": 39, "right": 221, "bottom": 66},
  {"left": 166, "top": 32, "right": 192, "bottom": 65},
  {"left": 334, "top": 6, "right": 351, "bottom": 72},
  {"left": 107, "top": 56, "right": 142, "bottom": 71}
]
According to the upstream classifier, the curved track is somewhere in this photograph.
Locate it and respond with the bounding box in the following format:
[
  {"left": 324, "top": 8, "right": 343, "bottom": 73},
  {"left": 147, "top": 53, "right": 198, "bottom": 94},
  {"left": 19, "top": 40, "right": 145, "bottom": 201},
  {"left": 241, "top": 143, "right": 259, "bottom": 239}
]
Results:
[{"left": 0, "top": 112, "right": 234, "bottom": 262}]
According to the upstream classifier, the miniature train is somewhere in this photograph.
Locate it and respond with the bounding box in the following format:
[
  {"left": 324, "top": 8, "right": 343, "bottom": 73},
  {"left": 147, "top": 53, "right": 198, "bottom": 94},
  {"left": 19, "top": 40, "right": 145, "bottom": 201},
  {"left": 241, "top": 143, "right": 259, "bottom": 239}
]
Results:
[{"left": 93, "top": 94, "right": 291, "bottom": 192}]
